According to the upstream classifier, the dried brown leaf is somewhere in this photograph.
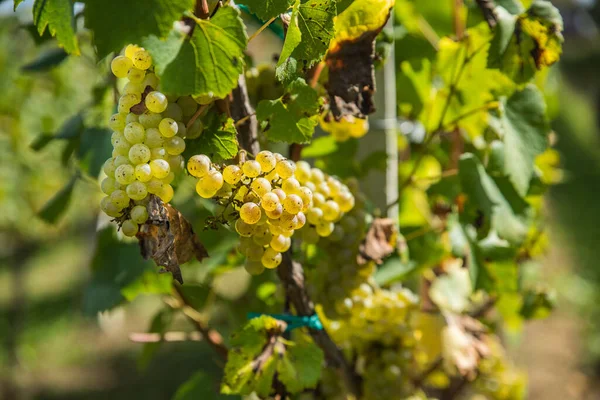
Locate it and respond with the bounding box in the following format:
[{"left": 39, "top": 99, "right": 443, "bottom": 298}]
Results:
[
  {"left": 442, "top": 314, "right": 491, "bottom": 378},
  {"left": 357, "top": 218, "right": 398, "bottom": 265},
  {"left": 136, "top": 195, "right": 208, "bottom": 283}
]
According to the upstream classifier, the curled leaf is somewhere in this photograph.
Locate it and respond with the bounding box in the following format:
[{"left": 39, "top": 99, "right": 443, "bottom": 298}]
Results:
[
  {"left": 442, "top": 314, "right": 491, "bottom": 378},
  {"left": 357, "top": 218, "right": 399, "bottom": 265}
]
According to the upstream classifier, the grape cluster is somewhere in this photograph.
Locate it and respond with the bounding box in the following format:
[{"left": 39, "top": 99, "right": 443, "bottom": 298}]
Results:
[
  {"left": 320, "top": 114, "right": 369, "bottom": 142},
  {"left": 99, "top": 44, "right": 207, "bottom": 236},
  {"left": 186, "top": 152, "right": 355, "bottom": 274}
]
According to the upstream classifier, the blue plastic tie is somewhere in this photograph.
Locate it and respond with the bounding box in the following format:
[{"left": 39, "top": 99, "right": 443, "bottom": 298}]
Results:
[{"left": 247, "top": 312, "right": 324, "bottom": 332}]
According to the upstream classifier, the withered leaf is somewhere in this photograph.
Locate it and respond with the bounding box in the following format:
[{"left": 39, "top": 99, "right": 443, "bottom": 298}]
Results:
[
  {"left": 129, "top": 85, "right": 154, "bottom": 115},
  {"left": 357, "top": 218, "right": 399, "bottom": 265},
  {"left": 136, "top": 195, "right": 208, "bottom": 283},
  {"left": 442, "top": 314, "right": 491, "bottom": 378}
]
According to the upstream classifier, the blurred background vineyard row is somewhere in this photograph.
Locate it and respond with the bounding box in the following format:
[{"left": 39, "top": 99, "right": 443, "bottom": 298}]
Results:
[{"left": 1, "top": 0, "right": 600, "bottom": 399}]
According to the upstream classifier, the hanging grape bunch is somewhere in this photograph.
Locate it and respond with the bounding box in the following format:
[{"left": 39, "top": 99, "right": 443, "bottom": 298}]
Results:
[
  {"left": 99, "top": 44, "right": 206, "bottom": 237},
  {"left": 187, "top": 151, "right": 355, "bottom": 274}
]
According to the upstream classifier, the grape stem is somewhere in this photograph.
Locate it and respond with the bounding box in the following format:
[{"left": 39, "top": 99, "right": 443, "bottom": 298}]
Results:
[{"left": 248, "top": 16, "right": 278, "bottom": 42}]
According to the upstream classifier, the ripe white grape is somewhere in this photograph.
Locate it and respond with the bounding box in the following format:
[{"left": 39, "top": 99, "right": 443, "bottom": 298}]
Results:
[
  {"left": 135, "top": 163, "right": 153, "bottom": 182},
  {"left": 323, "top": 200, "right": 341, "bottom": 221},
  {"left": 144, "top": 128, "right": 164, "bottom": 148},
  {"left": 150, "top": 147, "right": 167, "bottom": 160},
  {"left": 165, "top": 136, "right": 185, "bottom": 155},
  {"left": 126, "top": 113, "right": 139, "bottom": 124},
  {"left": 127, "top": 67, "right": 145, "bottom": 83},
  {"left": 167, "top": 155, "right": 183, "bottom": 172},
  {"left": 111, "top": 55, "right": 133, "bottom": 78},
  {"left": 235, "top": 219, "right": 255, "bottom": 237},
  {"left": 139, "top": 112, "right": 162, "bottom": 129},
  {"left": 256, "top": 151, "right": 276, "bottom": 172},
  {"left": 122, "top": 219, "right": 139, "bottom": 237},
  {"left": 246, "top": 242, "right": 265, "bottom": 261},
  {"left": 310, "top": 168, "right": 325, "bottom": 183},
  {"left": 110, "top": 189, "right": 130, "bottom": 209},
  {"left": 125, "top": 44, "right": 142, "bottom": 59},
  {"left": 124, "top": 122, "right": 145, "bottom": 144},
  {"left": 108, "top": 113, "right": 127, "bottom": 131},
  {"left": 265, "top": 203, "right": 283, "bottom": 219},
  {"left": 244, "top": 260, "right": 265, "bottom": 275},
  {"left": 118, "top": 93, "right": 141, "bottom": 113},
  {"left": 283, "top": 194, "right": 303, "bottom": 214},
  {"left": 261, "top": 248, "right": 282, "bottom": 269},
  {"left": 272, "top": 188, "right": 286, "bottom": 201},
  {"left": 130, "top": 205, "right": 149, "bottom": 224},
  {"left": 132, "top": 49, "right": 152, "bottom": 70},
  {"left": 162, "top": 171, "right": 175, "bottom": 185},
  {"left": 295, "top": 160, "right": 312, "bottom": 182},
  {"left": 145, "top": 91, "right": 168, "bottom": 113},
  {"left": 335, "top": 191, "right": 355, "bottom": 213},
  {"left": 103, "top": 158, "right": 117, "bottom": 177},
  {"left": 261, "top": 192, "right": 280, "bottom": 212},
  {"left": 316, "top": 221, "right": 335, "bottom": 237},
  {"left": 275, "top": 159, "right": 295, "bottom": 179},
  {"left": 129, "top": 143, "right": 151, "bottom": 164},
  {"left": 282, "top": 178, "right": 300, "bottom": 194},
  {"left": 113, "top": 155, "right": 130, "bottom": 167},
  {"left": 157, "top": 183, "right": 174, "bottom": 202},
  {"left": 240, "top": 202, "right": 261, "bottom": 224},
  {"left": 142, "top": 73, "right": 159, "bottom": 89},
  {"left": 163, "top": 103, "right": 183, "bottom": 121},
  {"left": 270, "top": 234, "right": 291, "bottom": 252},
  {"left": 250, "top": 177, "right": 271, "bottom": 197},
  {"left": 115, "top": 164, "right": 136, "bottom": 185},
  {"left": 101, "top": 177, "right": 118, "bottom": 194},
  {"left": 223, "top": 165, "right": 243, "bottom": 184},
  {"left": 123, "top": 82, "right": 144, "bottom": 96},
  {"left": 126, "top": 181, "right": 148, "bottom": 201},
  {"left": 295, "top": 211, "right": 306, "bottom": 229},
  {"left": 242, "top": 160, "right": 261, "bottom": 178},
  {"left": 279, "top": 212, "right": 298, "bottom": 231},
  {"left": 186, "top": 119, "right": 204, "bottom": 139},
  {"left": 150, "top": 159, "right": 170, "bottom": 179},
  {"left": 158, "top": 118, "right": 178, "bottom": 138},
  {"left": 147, "top": 179, "right": 165, "bottom": 194},
  {"left": 187, "top": 155, "right": 211, "bottom": 178},
  {"left": 307, "top": 207, "right": 323, "bottom": 225},
  {"left": 100, "top": 196, "right": 121, "bottom": 217},
  {"left": 177, "top": 96, "right": 198, "bottom": 117}
]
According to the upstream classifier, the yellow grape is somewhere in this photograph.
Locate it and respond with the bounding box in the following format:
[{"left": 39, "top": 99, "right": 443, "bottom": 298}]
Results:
[
  {"left": 147, "top": 179, "right": 165, "bottom": 194},
  {"left": 142, "top": 72, "right": 159, "bottom": 89},
  {"left": 245, "top": 243, "right": 264, "bottom": 261},
  {"left": 158, "top": 118, "right": 178, "bottom": 138},
  {"left": 168, "top": 155, "right": 184, "bottom": 172},
  {"left": 144, "top": 128, "right": 164, "bottom": 148},
  {"left": 187, "top": 155, "right": 211, "bottom": 178},
  {"left": 127, "top": 67, "right": 145, "bottom": 83},
  {"left": 124, "top": 44, "right": 142, "bottom": 59},
  {"left": 113, "top": 155, "right": 130, "bottom": 167},
  {"left": 279, "top": 212, "right": 298, "bottom": 231},
  {"left": 131, "top": 205, "right": 149, "bottom": 224},
  {"left": 139, "top": 112, "right": 162, "bottom": 129},
  {"left": 256, "top": 150, "right": 277, "bottom": 172},
  {"left": 323, "top": 200, "right": 341, "bottom": 221},
  {"left": 335, "top": 191, "right": 355, "bottom": 213},
  {"left": 261, "top": 192, "right": 280, "bottom": 212},
  {"left": 307, "top": 207, "right": 323, "bottom": 225},
  {"left": 110, "top": 189, "right": 130, "bottom": 209},
  {"left": 132, "top": 49, "right": 152, "bottom": 70},
  {"left": 272, "top": 188, "right": 286, "bottom": 201},
  {"left": 250, "top": 177, "right": 271, "bottom": 197},
  {"left": 295, "top": 161, "right": 312, "bottom": 182},
  {"left": 310, "top": 168, "right": 325, "bottom": 183},
  {"left": 282, "top": 177, "right": 300, "bottom": 194},
  {"left": 111, "top": 55, "right": 133, "bottom": 78},
  {"left": 240, "top": 202, "right": 261, "bottom": 224},
  {"left": 122, "top": 220, "right": 139, "bottom": 236},
  {"left": 134, "top": 163, "right": 153, "bottom": 182},
  {"left": 294, "top": 211, "right": 306, "bottom": 229},
  {"left": 126, "top": 113, "right": 139, "bottom": 124},
  {"left": 101, "top": 177, "right": 118, "bottom": 195},
  {"left": 100, "top": 196, "right": 121, "bottom": 217},
  {"left": 108, "top": 113, "right": 127, "bottom": 131},
  {"left": 124, "top": 122, "right": 145, "bottom": 144},
  {"left": 129, "top": 143, "right": 151, "bottom": 165},
  {"left": 150, "top": 147, "right": 167, "bottom": 160},
  {"left": 165, "top": 136, "right": 186, "bottom": 155},
  {"left": 275, "top": 159, "right": 295, "bottom": 179},
  {"left": 244, "top": 260, "right": 265, "bottom": 275},
  {"left": 150, "top": 159, "right": 170, "bottom": 179},
  {"left": 196, "top": 180, "right": 217, "bottom": 199},
  {"left": 242, "top": 160, "right": 261, "bottom": 178},
  {"left": 118, "top": 93, "right": 140, "bottom": 113},
  {"left": 157, "top": 184, "right": 174, "bottom": 203},
  {"left": 223, "top": 165, "right": 243, "bottom": 184},
  {"left": 270, "top": 235, "right": 291, "bottom": 252},
  {"left": 265, "top": 203, "right": 283, "bottom": 219},
  {"left": 261, "top": 248, "right": 282, "bottom": 269},
  {"left": 126, "top": 181, "right": 148, "bottom": 201},
  {"left": 235, "top": 219, "right": 255, "bottom": 237},
  {"left": 115, "top": 164, "right": 136, "bottom": 185},
  {"left": 316, "top": 221, "right": 335, "bottom": 237},
  {"left": 283, "top": 194, "right": 303, "bottom": 214},
  {"left": 103, "top": 158, "right": 117, "bottom": 177},
  {"left": 145, "top": 91, "right": 168, "bottom": 113}
]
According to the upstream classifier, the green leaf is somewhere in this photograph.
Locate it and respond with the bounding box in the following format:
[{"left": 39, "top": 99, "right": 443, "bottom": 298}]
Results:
[
  {"left": 14, "top": 0, "right": 25, "bottom": 11},
  {"left": 33, "top": 0, "right": 79, "bottom": 54},
  {"left": 277, "top": 340, "right": 324, "bottom": 393},
  {"left": 499, "top": 85, "right": 550, "bottom": 196},
  {"left": 374, "top": 257, "right": 418, "bottom": 285},
  {"left": 178, "top": 284, "right": 211, "bottom": 310},
  {"left": 487, "top": 6, "right": 517, "bottom": 68},
  {"left": 458, "top": 153, "right": 530, "bottom": 245},
  {"left": 175, "top": 371, "right": 235, "bottom": 400},
  {"left": 23, "top": 22, "right": 55, "bottom": 44},
  {"left": 84, "top": 0, "right": 194, "bottom": 57},
  {"left": 56, "top": 113, "right": 85, "bottom": 139},
  {"left": 138, "top": 308, "right": 174, "bottom": 370},
  {"left": 429, "top": 261, "right": 472, "bottom": 313},
  {"left": 301, "top": 135, "right": 338, "bottom": 158},
  {"left": 183, "top": 113, "right": 238, "bottom": 162},
  {"left": 30, "top": 133, "right": 55, "bottom": 151},
  {"left": 21, "top": 48, "right": 68, "bottom": 72},
  {"left": 276, "top": 0, "right": 336, "bottom": 81},
  {"left": 83, "top": 226, "right": 153, "bottom": 315},
  {"left": 240, "top": 0, "right": 294, "bottom": 21},
  {"left": 121, "top": 270, "right": 173, "bottom": 302},
  {"left": 37, "top": 175, "right": 77, "bottom": 224},
  {"left": 256, "top": 78, "right": 319, "bottom": 144},
  {"left": 78, "top": 127, "right": 112, "bottom": 177}
]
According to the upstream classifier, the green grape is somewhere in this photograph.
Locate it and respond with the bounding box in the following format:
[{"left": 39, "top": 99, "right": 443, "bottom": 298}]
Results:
[
  {"left": 126, "top": 113, "right": 139, "bottom": 124},
  {"left": 124, "top": 122, "right": 145, "bottom": 144},
  {"left": 139, "top": 112, "right": 162, "bottom": 129},
  {"left": 156, "top": 184, "right": 174, "bottom": 203},
  {"left": 111, "top": 131, "right": 128, "bottom": 147},
  {"left": 168, "top": 155, "right": 183, "bottom": 172},
  {"left": 323, "top": 200, "right": 341, "bottom": 221},
  {"left": 130, "top": 205, "right": 149, "bottom": 224},
  {"left": 110, "top": 189, "right": 130, "bottom": 209},
  {"left": 316, "top": 221, "right": 335, "bottom": 237},
  {"left": 158, "top": 118, "right": 178, "bottom": 138},
  {"left": 282, "top": 177, "right": 300, "bottom": 194},
  {"left": 223, "top": 165, "right": 243, "bottom": 184},
  {"left": 261, "top": 192, "right": 280, "bottom": 212},
  {"left": 256, "top": 151, "right": 276, "bottom": 172},
  {"left": 313, "top": 192, "right": 326, "bottom": 207},
  {"left": 127, "top": 67, "right": 145, "bottom": 83},
  {"left": 113, "top": 155, "right": 130, "bottom": 167},
  {"left": 335, "top": 191, "right": 355, "bottom": 213},
  {"left": 307, "top": 207, "right": 323, "bottom": 225},
  {"left": 275, "top": 159, "right": 295, "bottom": 179},
  {"left": 261, "top": 248, "right": 282, "bottom": 269},
  {"left": 162, "top": 171, "right": 175, "bottom": 185},
  {"left": 129, "top": 143, "right": 151, "bottom": 164},
  {"left": 177, "top": 96, "right": 198, "bottom": 117},
  {"left": 111, "top": 55, "right": 133, "bottom": 78},
  {"left": 265, "top": 203, "right": 283, "bottom": 219},
  {"left": 295, "top": 211, "right": 306, "bottom": 229},
  {"left": 144, "top": 128, "right": 164, "bottom": 148},
  {"left": 310, "top": 168, "right": 325, "bottom": 183},
  {"left": 192, "top": 93, "right": 215, "bottom": 105},
  {"left": 150, "top": 147, "right": 167, "bottom": 160},
  {"left": 242, "top": 160, "right": 261, "bottom": 178},
  {"left": 132, "top": 49, "right": 152, "bottom": 70},
  {"left": 122, "top": 219, "right": 139, "bottom": 237},
  {"left": 108, "top": 113, "right": 127, "bottom": 131},
  {"left": 187, "top": 155, "right": 211, "bottom": 178},
  {"left": 123, "top": 81, "right": 144, "bottom": 96},
  {"left": 115, "top": 164, "right": 136, "bottom": 185},
  {"left": 118, "top": 94, "right": 141, "bottom": 113},
  {"left": 295, "top": 160, "right": 312, "bottom": 183},
  {"left": 100, "top": 196, "right": 121, "bottom": 217},
  {"left": 101, "top": 177, "right": 118, "bottom": 195},
  {"left": 126, "top": 181, "right": 148, "bottom": 201},
  {"left": 165, "top": 136, "right": 185, "bottom": 155},
  {"left": 250, "top": 177, "right": 271, "bottom": 197},
  {"left": 147, "top": 178, "right": 165, "bottom": 194},
  {"left": 270, "top": 234, "right": 291, "bottom": 252},
  {"left": 244, "top": 260, "right": 265, "bottom": 275},
  {"left": 103, "top": 158, "right": 117, "bottom": 177},
  {"left": 142, "top": 72, "right": 159, "bottom": 89},
  {"left": 149, "top": 159, "right": 170, "bottom": 179},
  {"left": 186, "top": 119, "right": 204, "bottom": 139},
  {"left": 176, "top": 122, "right": 187, "bottom": 138},
  {"left": 272, "top": 188, "right": 286, "bottom": 201},
  {"left": 235, "top": 219, "right": 255, "bottom": 237},
  {"left": 134, "top": 163, "right": 153, "bottom": 182},
  {"left": 240, "top": 202, "right": 261, "bottom": 224},
  {"left": 145, "top": 91, "right": 168, "bottom": 113},
  {"left": 246, "top": 241, "right": 265, "bottom": 261},
  {"left": 282, "top": 194, "right": 303, "bottom": 215},
  {"left": 163, "top": 103, "right": 183, "bottom": 121}
]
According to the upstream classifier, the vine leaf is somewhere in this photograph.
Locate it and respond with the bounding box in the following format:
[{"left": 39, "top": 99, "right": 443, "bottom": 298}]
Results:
[
  {"left": 429, "top": 259, "right": 472, "bottom": 313},
  {"left": 497, "top": 85, "right": 550, "bottom": 196},
  {"left": 174, "top": 371, "right": 232, "bottom": 400},
  {"left": 32, "top": 0, "right": 79, "bottom": 55},
  {"left": 256, "top": 78, "right": 319, "bottom": 144},
  {"left": 325, "top": 0, "right": 393, "bottom": 119},
  {"left": 487, "top": 1, "right": 563, "bottom": 84},
  {"left": 183, "top": 112, "right": 239, "bottom": 162},
  {"left": 84, "top": 0, "right": 194, "bottom": 57},
  {"left": 276, "top": 0, "right": 336, "bottom": 81},
  {"left": 221, "top": 316, "right": 323, "bottom": 396},
  {"left": 357, "top": 218, "right": 399, "bottom": 265},
  {"left": 37, "top": 175, "right": 77, "bottom": 224},
  {"left": 458, "top": 153, "right": 530, "bottom": 245},
  {"left": 239, "top": 0, "right": 294, "bottom": 21},
  {"left": 137, "top": 195, "right": 209, "bottom": 284}
]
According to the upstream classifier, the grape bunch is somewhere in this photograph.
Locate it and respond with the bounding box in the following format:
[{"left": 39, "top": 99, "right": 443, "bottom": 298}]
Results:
[
  {"left": 320, "top": 114, "right": 369, "bottom": 142},
  {"left": 99, "top": 44, "right": 207, "bottom": 236},
  {"left": 186, "top": 151, "right": 355, "bottom": 274}
]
